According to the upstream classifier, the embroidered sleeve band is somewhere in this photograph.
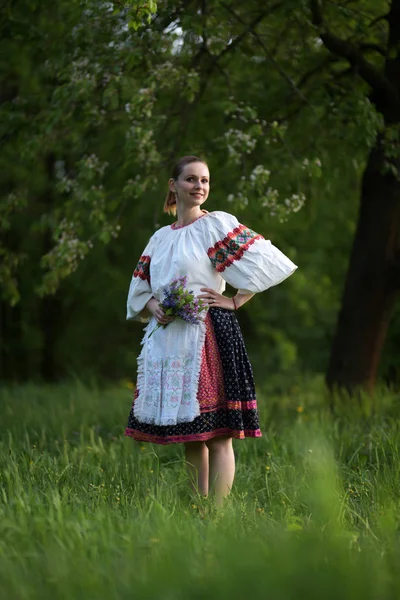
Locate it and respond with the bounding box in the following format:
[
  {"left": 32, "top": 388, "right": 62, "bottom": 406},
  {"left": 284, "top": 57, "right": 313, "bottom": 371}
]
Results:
[
  {"left": 133, "top": 255, "right": 151, "bottom": 282},
  {"left": 207, "top": 225, "right": 264, "bottom": 272}
]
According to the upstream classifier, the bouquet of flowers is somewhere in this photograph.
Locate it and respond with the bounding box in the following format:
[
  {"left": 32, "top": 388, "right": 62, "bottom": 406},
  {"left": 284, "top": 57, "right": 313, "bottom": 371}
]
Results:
[{"left": 148, "top": 276, "right": 207, "bottom": 338}]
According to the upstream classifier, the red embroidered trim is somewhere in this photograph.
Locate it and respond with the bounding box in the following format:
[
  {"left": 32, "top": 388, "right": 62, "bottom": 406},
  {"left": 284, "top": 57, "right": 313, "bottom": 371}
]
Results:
[
  {"left": 171, "top": 211, "right": 208, "bottom": 230},
  {"left": 133, "top": 255, "right": 151, "bottom": 282},
  {"left": 124, "top": 426, "right": 262, "bottom": 444},
  {"left": 226, "top": 400, "right": 258, "bottom": 410},
  {"left": 207, "top": 224, "right": 264, "bottom": 273}
]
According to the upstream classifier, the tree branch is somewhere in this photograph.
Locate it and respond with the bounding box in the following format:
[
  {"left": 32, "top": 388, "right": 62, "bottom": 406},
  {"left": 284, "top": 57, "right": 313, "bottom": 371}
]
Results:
[
  {"left": 325, "top": 0, "right": 388, "bottom": 26},
  {"left": 154, "top": 0, "right": 196, "bottom": 31},
  {"left": 216, "top": 7, "right": 272, "bottom": 61},
  {"left": 188, "top": 6, "right": 274, "bottom": 106},
  {"left": 359, "top": 43, "right": 387, "bottom": 57},
  {"left": 310, "top": 0, "right": 395, "bottom": 98},
  {"left": 296, "top": 55, "right": 339, "bottom": 89},
  {"left": 165, "top": 5, "right": 274, "bottom": 163},
  {"left": 220, "top": 1, "right": 317, "bottom": 115},
  {"left": 369, "top": 13, "right": 390, "bottom": 29}
]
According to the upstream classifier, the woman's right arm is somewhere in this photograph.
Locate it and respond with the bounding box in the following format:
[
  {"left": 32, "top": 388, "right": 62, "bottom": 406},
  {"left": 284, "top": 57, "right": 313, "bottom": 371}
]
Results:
[
  {"left": 126, "top": 230, "right": 175, "bottom": 325},
  {"left": 126, "top": 241, "right": 154, "bottom": 322}
]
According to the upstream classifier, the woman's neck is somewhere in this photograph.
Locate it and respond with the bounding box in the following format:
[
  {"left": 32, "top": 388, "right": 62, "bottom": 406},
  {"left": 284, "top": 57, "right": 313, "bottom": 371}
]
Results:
[{"left": 175, "top": 206, "right": 206, "bottom": 227}]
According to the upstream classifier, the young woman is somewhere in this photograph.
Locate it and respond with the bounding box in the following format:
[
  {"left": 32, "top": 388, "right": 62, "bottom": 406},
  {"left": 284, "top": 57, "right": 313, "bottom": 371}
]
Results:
[{"left": 124, "top": 155, "right": 297, "bottom": 503}]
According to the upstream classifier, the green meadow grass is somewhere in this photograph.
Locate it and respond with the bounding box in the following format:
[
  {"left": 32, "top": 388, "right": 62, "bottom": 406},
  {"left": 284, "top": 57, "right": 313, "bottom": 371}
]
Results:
[{"left": 1, "top": 378, "right": 400, "bottom": 599}]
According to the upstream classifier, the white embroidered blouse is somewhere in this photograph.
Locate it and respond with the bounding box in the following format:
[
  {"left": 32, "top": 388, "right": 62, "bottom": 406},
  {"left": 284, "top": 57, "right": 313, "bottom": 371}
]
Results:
[{"left": 126, "top": 210, "right": 297, "bottom": 426}]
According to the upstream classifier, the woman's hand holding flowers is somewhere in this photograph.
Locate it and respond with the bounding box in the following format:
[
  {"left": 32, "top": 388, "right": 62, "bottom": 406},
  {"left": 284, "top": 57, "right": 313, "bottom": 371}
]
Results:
[{"left": 146, "top": 298, "right": 175, "bottom": 325}]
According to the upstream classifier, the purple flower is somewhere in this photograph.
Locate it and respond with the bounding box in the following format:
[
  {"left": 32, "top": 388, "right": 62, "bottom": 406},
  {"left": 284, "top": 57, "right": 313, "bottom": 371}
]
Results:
[{"left": 148, "top": 276, "right": 207, "bottom": 338}]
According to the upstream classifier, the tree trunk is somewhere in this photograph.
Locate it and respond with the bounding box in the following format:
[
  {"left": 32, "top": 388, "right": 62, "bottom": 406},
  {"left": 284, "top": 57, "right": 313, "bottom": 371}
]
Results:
[{"left": 326, "top": 140, "right": 400, "bottom": 392}]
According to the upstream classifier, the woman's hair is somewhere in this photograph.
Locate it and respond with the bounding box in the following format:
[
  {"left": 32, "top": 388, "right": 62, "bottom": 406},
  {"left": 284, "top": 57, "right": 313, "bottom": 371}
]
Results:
[{"left": 163, "top": 155, "right": 208, "bottom": 216}]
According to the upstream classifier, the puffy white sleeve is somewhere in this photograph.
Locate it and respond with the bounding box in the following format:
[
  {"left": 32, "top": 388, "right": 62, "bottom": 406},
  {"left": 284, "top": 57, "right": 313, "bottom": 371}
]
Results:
[
  {"left": 126, "top": 237, "right": 155, "bottom": 322},
  {"left": 206, "top": 211, "right": 297, "bottom": 294}
]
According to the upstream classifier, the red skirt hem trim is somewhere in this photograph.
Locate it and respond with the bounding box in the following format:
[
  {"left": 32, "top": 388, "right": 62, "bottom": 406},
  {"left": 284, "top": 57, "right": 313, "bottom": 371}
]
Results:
[{"left": 124, "top": 427, "right": 262, "bottom": 445}]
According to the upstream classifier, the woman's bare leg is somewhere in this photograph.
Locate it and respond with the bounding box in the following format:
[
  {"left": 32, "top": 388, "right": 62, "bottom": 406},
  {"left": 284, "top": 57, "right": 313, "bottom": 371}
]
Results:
[
  {"left": 206, "top": 436, "right": 235, "bottom": 504},
  {"left": 184, "top": 441, "right": 209, "bottom": 496}
]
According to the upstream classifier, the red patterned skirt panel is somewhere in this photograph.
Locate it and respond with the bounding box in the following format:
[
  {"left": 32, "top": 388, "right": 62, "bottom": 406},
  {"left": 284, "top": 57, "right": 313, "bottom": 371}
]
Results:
[{"left": 197, "top": 312, "right": 226, "bottom": 413}]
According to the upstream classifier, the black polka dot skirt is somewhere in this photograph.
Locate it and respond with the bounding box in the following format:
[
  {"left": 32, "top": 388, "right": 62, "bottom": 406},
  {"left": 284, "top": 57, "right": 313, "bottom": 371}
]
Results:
[{"left": 124, "top": 307, "right": 262, "bottom": 444}]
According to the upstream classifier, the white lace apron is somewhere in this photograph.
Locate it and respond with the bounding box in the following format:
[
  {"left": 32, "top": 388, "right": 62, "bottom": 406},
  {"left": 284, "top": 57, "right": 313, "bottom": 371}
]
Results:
[{"left": 133, "top": 315, "right": 207, "bottom": 426}]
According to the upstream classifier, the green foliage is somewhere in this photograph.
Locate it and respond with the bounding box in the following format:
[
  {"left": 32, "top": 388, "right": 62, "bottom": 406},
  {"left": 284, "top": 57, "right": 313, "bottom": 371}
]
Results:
[
  {"left": 1, "top": 0, "right": 160, "bottom": 303},
  {"left": 2, "top": 380, "right": 400, "bottom": 597},
  {"left": 1, "top": 0, "right": 396, "bottom": 382},
  {"left": 2, "top": 0, "right": 387, "bottom": 304}
]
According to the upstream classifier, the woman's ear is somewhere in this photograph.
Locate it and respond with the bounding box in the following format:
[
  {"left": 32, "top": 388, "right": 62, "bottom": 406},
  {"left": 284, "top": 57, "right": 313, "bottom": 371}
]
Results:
[{"left": 168, "top": 178, "right": 176, "bottom": 193}]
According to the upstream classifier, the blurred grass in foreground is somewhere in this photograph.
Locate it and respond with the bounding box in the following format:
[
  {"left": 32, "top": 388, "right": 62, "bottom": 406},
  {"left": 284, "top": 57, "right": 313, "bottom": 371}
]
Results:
[{"left": 1, "top": 378, "right": 400, "bottom": 599}]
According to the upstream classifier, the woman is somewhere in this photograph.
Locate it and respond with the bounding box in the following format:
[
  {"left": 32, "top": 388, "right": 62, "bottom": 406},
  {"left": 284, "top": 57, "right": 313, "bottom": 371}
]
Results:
[{"left": 125, "top": 155, "right": 297, "bottom": 503}]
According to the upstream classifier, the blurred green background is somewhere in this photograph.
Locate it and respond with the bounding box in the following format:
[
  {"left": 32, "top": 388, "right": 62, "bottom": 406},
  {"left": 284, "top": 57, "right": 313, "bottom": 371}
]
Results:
[{"left": 1, "top": 0, "right": 399, "bottom": 389}]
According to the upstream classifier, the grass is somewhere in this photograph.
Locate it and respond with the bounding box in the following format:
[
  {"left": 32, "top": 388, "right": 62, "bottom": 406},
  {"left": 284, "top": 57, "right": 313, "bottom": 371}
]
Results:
[{"left": 1, "top": 377, "right": 400, "bottom": 599}]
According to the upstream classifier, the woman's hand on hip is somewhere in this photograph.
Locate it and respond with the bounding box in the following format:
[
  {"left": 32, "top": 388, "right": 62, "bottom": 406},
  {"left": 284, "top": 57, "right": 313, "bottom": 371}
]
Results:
[
  {"left": 198, "top": 288, "right": 235, "bottom": 310},
  {"left": 146, "top": 298, "right": 175, "bottom": 325}
]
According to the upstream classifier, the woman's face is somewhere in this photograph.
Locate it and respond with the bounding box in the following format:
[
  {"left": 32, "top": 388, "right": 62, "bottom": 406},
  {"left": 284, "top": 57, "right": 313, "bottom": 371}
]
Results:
[{"left": 170, "top": 162, "right": 210, "bottom": 209}]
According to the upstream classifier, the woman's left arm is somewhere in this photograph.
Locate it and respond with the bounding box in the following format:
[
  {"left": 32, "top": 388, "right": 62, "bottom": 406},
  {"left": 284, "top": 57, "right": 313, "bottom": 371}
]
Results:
[
  {"left": 198, "top": 288, "right": 254, "bottom": 311},
  {"left": 233, "top": 291, "right": 255, "bottom": 309},
  {"left": 201, "top": 211, "right": 297, "bottom": 308}
]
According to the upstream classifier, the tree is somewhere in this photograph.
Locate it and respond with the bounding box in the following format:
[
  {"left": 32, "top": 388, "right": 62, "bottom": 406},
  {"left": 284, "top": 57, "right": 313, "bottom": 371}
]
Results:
[
  {"left": 152, "top": 0, "right": 399, "bottom": 392},
  {"left": 148, "top": 0, "right": 395, "bottom": 391},
  {"left": 309, "top": 0, "right": 400, "bottom": 392}
]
